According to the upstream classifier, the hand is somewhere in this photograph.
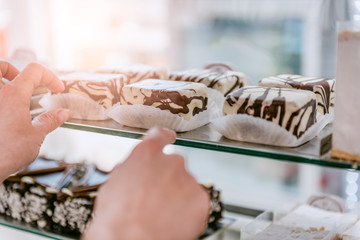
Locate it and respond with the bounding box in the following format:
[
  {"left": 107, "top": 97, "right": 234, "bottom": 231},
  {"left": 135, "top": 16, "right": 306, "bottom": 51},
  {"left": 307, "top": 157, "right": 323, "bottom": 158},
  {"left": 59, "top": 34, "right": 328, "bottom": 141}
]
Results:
[
  {"left": 0, "top": 61, "right": 70, "bottom": 182},
  {"left": 84, "top": 127, "right": 210, "bottom": 240}
]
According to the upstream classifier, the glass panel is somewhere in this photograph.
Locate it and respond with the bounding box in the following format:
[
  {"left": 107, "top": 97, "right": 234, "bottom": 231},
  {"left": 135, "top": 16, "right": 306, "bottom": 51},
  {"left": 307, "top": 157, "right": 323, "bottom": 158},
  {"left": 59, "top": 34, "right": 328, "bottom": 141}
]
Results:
[{"left": 60, "top": 119, "right": 359, "bottom": 171}]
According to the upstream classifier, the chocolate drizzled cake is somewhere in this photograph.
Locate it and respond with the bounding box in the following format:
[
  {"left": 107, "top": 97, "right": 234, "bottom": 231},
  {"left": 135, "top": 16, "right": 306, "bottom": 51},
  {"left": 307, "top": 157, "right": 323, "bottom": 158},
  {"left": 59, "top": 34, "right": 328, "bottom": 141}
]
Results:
[
  {"left": 96, "top": 64, "right": 168, "bottom": 85},
  {"left": 259, "top": 74, "right": 335, "bottom": 114},
  {"left": 0, "top": 157, "right": 224, "bottom": 238},
  {"left": 169, "top": 68, "right": 246, "bottom": 96},
  {"left": 223, "top": 86, "right": 317, "bottom": 138},
  {"left": 121, "top": 79, "right": 208, "bottom": 120},
  {"left": 60, "top": 72, "right": 127, "bottom": 109}
]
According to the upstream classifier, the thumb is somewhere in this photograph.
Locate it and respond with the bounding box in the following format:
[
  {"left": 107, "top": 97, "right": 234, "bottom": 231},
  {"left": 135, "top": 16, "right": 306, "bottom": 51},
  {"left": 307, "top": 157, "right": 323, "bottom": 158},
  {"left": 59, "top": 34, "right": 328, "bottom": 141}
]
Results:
[{"left": 32, "top": 108, "right": 71, "bottom": 136}]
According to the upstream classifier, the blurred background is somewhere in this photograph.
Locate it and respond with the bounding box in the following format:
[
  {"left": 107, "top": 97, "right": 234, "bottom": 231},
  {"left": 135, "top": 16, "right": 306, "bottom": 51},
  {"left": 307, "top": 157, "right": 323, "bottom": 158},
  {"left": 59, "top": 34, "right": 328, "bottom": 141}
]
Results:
[{"left": 1, "top": 0, "right": 359, "bottom": 213}]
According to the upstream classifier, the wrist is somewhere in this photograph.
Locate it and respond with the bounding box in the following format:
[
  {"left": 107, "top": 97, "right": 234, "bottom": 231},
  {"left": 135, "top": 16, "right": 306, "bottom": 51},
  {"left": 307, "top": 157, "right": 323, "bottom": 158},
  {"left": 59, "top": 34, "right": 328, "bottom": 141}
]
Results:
[{"left": 84, "top": 214, "right": 151, "bottom": 240}]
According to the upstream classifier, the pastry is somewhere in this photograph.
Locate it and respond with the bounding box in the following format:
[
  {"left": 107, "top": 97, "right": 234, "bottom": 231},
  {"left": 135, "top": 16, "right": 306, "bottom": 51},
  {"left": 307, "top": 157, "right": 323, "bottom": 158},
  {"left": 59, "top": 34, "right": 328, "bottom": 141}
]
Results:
[
  {"left": 0, "top": 157, "right": 224, "bottom": 237},
  {"left": 169, "top": 68, "right": 246, "bottom": 96},
  {"left": 120, "top": 79, "right": 208, "bottom": 120},
  {"left": 97, "top": 64, "right": 168, "bottom": 84},
  {"left": 223, "top": 86, "right": 317, "bottom": 138},
  {"left": 60, "top": 72, "right": 126, "bottom": 109},
  {"left": 259, "top": 74, "right": 335, "bottom": 114}
]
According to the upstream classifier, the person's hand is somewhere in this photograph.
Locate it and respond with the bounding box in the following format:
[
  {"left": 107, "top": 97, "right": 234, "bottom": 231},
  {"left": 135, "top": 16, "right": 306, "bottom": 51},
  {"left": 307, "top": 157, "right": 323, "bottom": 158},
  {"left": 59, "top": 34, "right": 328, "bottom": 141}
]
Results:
[
  {"left": 84, "top": 127, "right": 210, "bottom": 240},
  {"left": 0, "top": 61, "right": 70, "bottom": 182}
]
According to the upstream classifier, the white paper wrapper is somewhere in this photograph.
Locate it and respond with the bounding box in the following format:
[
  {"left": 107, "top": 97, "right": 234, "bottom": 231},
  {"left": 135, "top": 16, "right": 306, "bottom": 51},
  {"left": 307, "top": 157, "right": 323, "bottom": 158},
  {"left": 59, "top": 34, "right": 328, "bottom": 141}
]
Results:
[
  {"left": 212, "top": 112, "right": 333, "bottom": 147},
  {"left": 107, "top": 90, "right": 220, "bottom": 132},
  {"left": 207, "top": 88, "right": 225, "bottom": 118},
  {"left": 39, "top": 93, "right": 109, "bottom": 120}
]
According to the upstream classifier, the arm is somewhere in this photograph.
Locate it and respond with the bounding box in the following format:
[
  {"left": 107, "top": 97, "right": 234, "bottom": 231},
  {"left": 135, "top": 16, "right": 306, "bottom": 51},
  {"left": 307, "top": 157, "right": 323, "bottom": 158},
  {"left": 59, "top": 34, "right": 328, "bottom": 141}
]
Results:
[
  {"left": 0, "top": 61, "right": 70, "bottom": 182},
  {"left": 84, "top": 127, "right": 210, "bottom": 240}
]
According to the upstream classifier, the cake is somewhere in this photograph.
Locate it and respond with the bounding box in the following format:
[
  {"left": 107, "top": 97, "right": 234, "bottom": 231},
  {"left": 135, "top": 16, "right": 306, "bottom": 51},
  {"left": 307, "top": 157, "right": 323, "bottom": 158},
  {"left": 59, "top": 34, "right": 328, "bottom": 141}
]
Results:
[
  {"left": 332, "top": 29, "right": 360, "bottom": 162},
  {"left": 169, "top": 68, "right": 246, "bottom": 96},
  {"left": 0, "top": 157, "right": 224, "bottom": 238},
  {"left": 259, "top": 74, "right": 335, "bottom": 114},
  {"left": 223, "top": 86, "right": 317, "bottom": 138},
  {"left": 120, "top": 79, "right": 208, "bottom": 120},
  {"left": 0, "top": 157, "right": 106, "bottom": 237},
  {"left": 96, "top": 64, "right": 168, "bottom": 84},
  {"left": 59, "top": 72, "right": 127, "bottom": 109}
]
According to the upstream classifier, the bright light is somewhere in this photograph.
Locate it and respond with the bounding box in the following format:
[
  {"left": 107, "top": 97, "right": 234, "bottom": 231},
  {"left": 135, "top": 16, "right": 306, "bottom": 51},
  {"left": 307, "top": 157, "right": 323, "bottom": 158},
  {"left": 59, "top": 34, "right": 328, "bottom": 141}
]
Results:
[
  {"left": 346, "top": 182, "right": 358, "bottom": 195},
  {"left": 346, "top": 171, "right": 359, "bottom": 182}
]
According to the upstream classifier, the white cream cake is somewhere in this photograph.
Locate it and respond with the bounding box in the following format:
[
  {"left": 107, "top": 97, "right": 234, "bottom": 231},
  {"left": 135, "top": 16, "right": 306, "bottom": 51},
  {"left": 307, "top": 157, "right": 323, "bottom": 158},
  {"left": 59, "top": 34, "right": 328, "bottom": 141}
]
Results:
[
  {"left": 60, "top": 72, "right": 126, "bottom": 109},
  {"left": 223, "top": 86, "right": 317, "bottom": 138},
  {"left": 120, "top": 79, "right": 208, "bottom": 120},
  {"left": 259, "top": 74, "right": 335, "bottom": 114}
]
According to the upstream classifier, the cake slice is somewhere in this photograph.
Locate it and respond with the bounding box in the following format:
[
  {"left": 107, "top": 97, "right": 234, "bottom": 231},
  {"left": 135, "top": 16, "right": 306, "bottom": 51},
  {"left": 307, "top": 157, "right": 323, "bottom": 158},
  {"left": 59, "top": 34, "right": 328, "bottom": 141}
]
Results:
[
  {"left": 52, "top": 168, "right": 108, "bottom": 236},
  {"left": 223, "top": 86, "right": 317, "bottom": 138},
  {"left": 259, "top": 74, "right": 335, "bottom": 114},
  {"left": 0, "top": 157, "right": 68, "bottom": 229},
  {"left": 97, "top": 64, "right": 168, "bottom": 84},
  {"left": 60, "top": 72, "right": 127, "bottom": 109},
  {"left": 121, "top": 79, "right": 208, "bottom": 120},
  {"left": 169, "top": 68, "right": 246, "bottom": 96}
]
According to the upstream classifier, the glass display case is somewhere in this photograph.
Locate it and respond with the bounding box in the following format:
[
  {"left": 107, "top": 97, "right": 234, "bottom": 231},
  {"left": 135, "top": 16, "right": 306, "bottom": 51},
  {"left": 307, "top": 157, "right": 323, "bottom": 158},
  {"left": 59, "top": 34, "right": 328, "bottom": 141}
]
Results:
[{"left": 1, "top": 0, "right": 360, "bottom": 239}]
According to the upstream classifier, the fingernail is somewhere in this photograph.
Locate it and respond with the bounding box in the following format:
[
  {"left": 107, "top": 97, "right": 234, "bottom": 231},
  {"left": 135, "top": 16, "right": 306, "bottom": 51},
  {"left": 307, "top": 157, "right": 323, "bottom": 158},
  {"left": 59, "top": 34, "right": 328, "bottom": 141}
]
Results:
[{"left": 57, "top": 109, "right": 71, "bottom": 122}]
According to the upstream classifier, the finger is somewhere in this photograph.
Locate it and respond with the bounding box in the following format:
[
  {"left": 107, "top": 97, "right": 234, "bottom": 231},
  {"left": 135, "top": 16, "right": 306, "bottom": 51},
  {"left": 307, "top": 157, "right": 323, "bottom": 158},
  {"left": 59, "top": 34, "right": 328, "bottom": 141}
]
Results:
[
  {"left": 0, "top": 61, "right": 20, "bottom": 80},
  {"left": 142, "top": 127, "right": 176, "bottom": 147},
  {"left": 11, "top": 62, "right": 64, "bottom": 102},
  {"left": 32, "top": 108, "right": 70, "bottom": 137}
]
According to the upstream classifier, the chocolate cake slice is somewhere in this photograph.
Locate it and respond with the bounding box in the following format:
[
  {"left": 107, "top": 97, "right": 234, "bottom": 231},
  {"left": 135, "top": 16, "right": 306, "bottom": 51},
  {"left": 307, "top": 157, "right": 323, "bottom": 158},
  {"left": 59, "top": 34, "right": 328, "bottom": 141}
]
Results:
[
  {"left": 223, "top": 86, "right": 317, "bottom": 138},
  {"left": 259, "top": 74, "right": 335, "bottom": 114},
  {"left": 0, "top": 157, "right": 225, "bottom": 238},
  {"left": 52, "top": 169, "right": 108, "bottom": 236},
  {"left": 169, "top": 68, "right": 246, "bottom": 96},
  {"left": 121, "top": 79, "right": 208, "bottom": 120},
  {"left": 0, "top": 157, "right": 67, "bottom": 229}
]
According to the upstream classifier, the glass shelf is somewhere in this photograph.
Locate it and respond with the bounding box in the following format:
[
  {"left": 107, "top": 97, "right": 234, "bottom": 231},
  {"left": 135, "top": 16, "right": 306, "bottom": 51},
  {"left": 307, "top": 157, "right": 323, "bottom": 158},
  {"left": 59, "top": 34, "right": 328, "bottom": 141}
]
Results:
[{"left": 60, "top": 119, "right": 360, "bottom": 171}]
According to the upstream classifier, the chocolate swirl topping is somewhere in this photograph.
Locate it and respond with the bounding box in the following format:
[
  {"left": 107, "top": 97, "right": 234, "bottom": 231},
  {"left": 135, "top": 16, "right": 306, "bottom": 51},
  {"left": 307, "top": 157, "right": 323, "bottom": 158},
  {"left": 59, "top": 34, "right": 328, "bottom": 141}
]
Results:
[
  {"left": 260, "top": 75, "right": 335, "bottom": 114},
  {"left": 169, "top": 69, "right": 245, "bottom": 96},
  {"left": 133, "top": 89, "right": 208, "bottom": 117},
  {"left": 225, "top": 87, "right": 317, "bottom": 138},
  {"left": 62, "top": 77, "right": 123, "bottom": 109}
]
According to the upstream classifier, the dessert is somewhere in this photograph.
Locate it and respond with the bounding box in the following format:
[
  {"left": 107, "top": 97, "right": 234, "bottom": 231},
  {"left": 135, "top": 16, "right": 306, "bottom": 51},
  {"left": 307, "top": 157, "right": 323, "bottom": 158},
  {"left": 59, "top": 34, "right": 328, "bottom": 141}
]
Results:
[
  {"left": 204, "top": 183, "right": 223, "bottom": 228},
  {"left": 169, "top": 68, "right": 246, "bottom": 96},
  {"left": 97, "top": 64, "right": 168, "bottom": 84},
  {"left": 0, "top": 157, "right": 103, "bottom": 236},
  {"left": 223, "top": 86, "right": 317, "bottom": 138},
  {"left": 120, "top": 79, "right": 208, "bottom": 121},
  {"left": 259, "top": 74, "right": 335, "bottom": 114},
  {"left": 0, "top": 157, "right": 67, "bottom": 229},
  {"left": 52, "top": 168, "right": 108, "bottom": 235},
  {"left": 332, "top": 28, "right": 360, "bottom": 162},
  {"left": 60, "top": 72, "right": 127, "bottom": 109},
  {"left": 0, "top": 157, "right": 224, "bottom": 238}
]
